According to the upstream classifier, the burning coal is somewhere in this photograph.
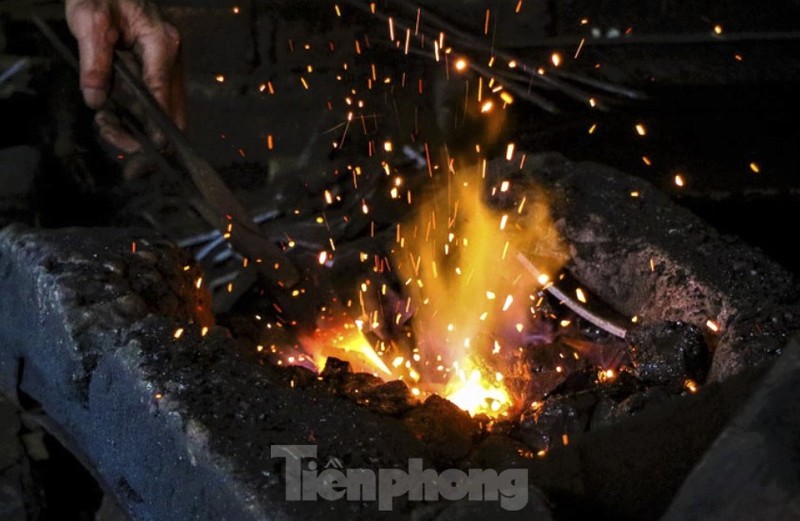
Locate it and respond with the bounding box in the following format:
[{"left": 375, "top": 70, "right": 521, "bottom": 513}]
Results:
[{"left": 298, "top": 155, "right": 566, "bottom": 418}]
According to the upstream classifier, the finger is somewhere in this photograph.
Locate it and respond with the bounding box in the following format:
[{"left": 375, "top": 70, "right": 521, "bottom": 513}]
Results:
[
  {"left": 169, "top": 53, "right": 186, "bottom": 131},
  {"left": 111, "top": 53, "right": 170, "bottom": 151},
  {"left": 95, "top": 109, "right": 141, "bottom": 154},
  {"left": 132, "top": 21, "right": 180, "bottom": 117},
  {"left": 122, "top": 153, "right": 158, "bottom": 180},
  {"left": 66, "top": 0, "right": 119, "bottom": 108}
]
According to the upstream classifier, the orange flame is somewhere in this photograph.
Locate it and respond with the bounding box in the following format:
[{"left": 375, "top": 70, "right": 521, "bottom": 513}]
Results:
[
  {"left": 295, "top": 161, "right": 564, "bottom": 419},
  {"left": 390, "top": 160, "right": 564, "bottom": 417}
]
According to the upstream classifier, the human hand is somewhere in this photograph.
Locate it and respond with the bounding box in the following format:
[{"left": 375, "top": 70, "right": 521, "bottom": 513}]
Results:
[{"left": 65, "top": 0, "right": 184, "bottom": 154}]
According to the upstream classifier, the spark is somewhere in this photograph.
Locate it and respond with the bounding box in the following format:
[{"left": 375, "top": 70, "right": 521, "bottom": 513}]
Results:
[
  {"left": 598, "top": 368, "right": 616, "bottom": 383},
  {"left": 749, "top": 162, "right": 760, "bottom": 173},
  {"left": 635, "top": 123, "right": 647, "bottom": 136},
  {"left": 574, "top": 38, "right": 585, "bottom": 59},
  {"left": 706, "top": 319, "right": 720, "bottom": 333},
  {"left": 499, "top": 214, "right": 509, "bottom": 230},
  {"left": 575, "top": 288, "right": 587, "bottom": 303},
  {"left": 551, "top": 52, "right": 562, "bottom": 67},
  {"left": 454, "top": 58, "right": 468, "bottom": 72},
  {"left": 173, "top": 328, "right": 184, "bottom": 339},
  {"left": 505, "top": 143, "right": 515, "bottom": 161},
  {"left": 674, "top": 174, "right": 685, "bottom": 187}
]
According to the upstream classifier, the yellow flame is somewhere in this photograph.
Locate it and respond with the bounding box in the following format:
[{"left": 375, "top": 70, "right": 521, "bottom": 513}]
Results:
[
  {"left": 393, "top": 160, "right": 564, "bottom": 417},
  {"left": 293, "top": 158, "right": 564, "bottom": 419},
  {"left": 446, "top": 360, "right": 511, "bottom": 416},
  {"left": 301, "top": 321, "right": 392, "bottom": 376}
]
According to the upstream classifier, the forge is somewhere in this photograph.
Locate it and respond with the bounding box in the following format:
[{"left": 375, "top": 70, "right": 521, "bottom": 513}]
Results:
[
  {"left": 2, "top": 1, "right": 800, "bottom": 521},
  {"left": 1, "top": 154, "right": 799, "bottom": 521}
]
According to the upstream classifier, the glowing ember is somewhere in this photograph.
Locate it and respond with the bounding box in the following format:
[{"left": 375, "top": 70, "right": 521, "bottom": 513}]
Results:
[{"left": 445, "top": 361, "right": 511, "bottom": 416}]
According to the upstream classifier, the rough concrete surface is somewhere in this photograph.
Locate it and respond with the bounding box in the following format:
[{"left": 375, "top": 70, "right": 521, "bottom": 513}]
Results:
[
  {"left": 0, "top": 225, "right": 551, "bottom": 521},
  {"left": 496, "top": 153, "right": 800, "bottom": 381}
]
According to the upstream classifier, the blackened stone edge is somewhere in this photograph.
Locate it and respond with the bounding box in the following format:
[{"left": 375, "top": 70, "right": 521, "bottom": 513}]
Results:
[
  {"left": 0, "top": 224, "right": 553, "bottom": 521},
  {"left": 508, "top": 153, "right": 800, "bottom": 382}
]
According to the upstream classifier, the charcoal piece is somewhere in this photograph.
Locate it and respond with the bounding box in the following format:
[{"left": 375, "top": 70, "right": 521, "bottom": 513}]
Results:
[
  {"left": 548, "top": 367, "right": 599, "bottom": 397},
  {"left": 515, "top": 342, "right": 589, "bottom": 400},
  {"left": 627, "top": 322, "right": 709, "bottom": 384},
  {"left": 517, "top": 392, "right": 598, "bottom": 452},
  {"left": 591, "top": 387, "right": 674, "bottom": 430},
  {"left": 598, "top": 370, "right": 643, "bottom": 401},
  {"left": 612, "top": 387, "right": 673, "bottom": 418},
  {"left": 468, "top": 434, "right": 534, "bottom": 469},
  {"left": 320, "top": 356, "right": 352, "bottom": 379},
  {"left": 340, "top": 372, "right": 382, "bottom": 396},
  {"left": 276, "top": 364, "right": 318, "bottom": 389},
  {"left": 403, "top": 395, "right": 478, "bottom": 467},
  {"left": 356, "top": 380, "right": 416, "bottom": 416}
]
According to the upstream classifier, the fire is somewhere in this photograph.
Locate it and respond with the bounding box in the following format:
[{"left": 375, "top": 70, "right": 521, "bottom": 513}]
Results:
[
  {"left": 294, "top": 159, "right": 562, "bottom": 418},
  {"left": 299, "top": 317, "right": 394, "bottom": 376},
  {"left": 446, "top": 360, "right": 511, "bottom": 416},
  {"left": 388, "top": 160, "right": 563, "bottom": 417}
]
